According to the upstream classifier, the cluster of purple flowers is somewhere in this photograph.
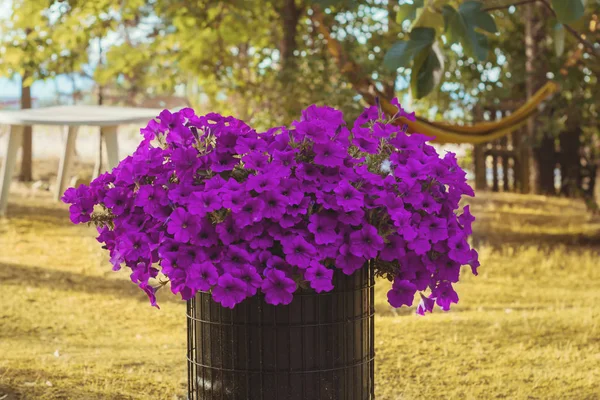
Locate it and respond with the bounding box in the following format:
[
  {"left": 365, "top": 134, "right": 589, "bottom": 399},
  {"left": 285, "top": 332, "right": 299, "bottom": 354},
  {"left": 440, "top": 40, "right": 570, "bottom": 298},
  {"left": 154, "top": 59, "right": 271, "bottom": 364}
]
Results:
[{"left": 63, "top": 102, "right": 478, "bottom": 313}]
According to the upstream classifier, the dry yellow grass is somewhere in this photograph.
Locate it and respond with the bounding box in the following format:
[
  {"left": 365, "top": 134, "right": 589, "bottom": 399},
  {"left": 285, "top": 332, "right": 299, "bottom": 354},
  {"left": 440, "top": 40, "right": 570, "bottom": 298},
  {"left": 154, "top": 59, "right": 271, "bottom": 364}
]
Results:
[{"left": 1, "top": 191, "right": 600, "bottom": 399}]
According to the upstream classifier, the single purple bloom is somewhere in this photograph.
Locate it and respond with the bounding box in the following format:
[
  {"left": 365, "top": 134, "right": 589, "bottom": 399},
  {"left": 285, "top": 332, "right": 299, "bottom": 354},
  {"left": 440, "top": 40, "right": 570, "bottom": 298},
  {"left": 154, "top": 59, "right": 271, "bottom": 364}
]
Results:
[
  {"left": 233, "top": 265, "right": 263, "bottom": 296},
  {"left": 138, "top": 282, "right": 160, "bottom": 309},
  {"left": 407, "top": 237, "right": 431, "bottom": 256},
  {"left": 396, "top": 158, "right": 428, "bottom": 186},
  {"left": 221, "top": 245, "right": 252, "bottom": 272},
  {"left": 235, "top": 198, "right": 265, "bottom": 228},
  {"left": 189, "top": 191, "right": 222, "bottom": 217},
  {"left": 188, "top": 261, "right": 219, "bottom": 291},
  {"left": 308, "top": 213, "right": 339, "bottom": 245},
  {"left": 282, "top": 236, "right": 317, "bottom": 269},
  {"left": 210, "top": 151, "right": 239, "bottom": 172},
  {"left": 416, "top": 293, "right": 435, "bottom": 315},
  {"left": 171, "top": 147, "right": 200, "bottom": 179},
  {"left": 194, "top": 217, "right": 218, "bottom": 247},
  {"left": 212, "top": 273, "right": 247, "bottom": 309},
  {"left": 468, "top": 249, "right": 480, "bottom": 275},
  {"left": 334, "top": 181, "right": 364, "bottom": 212},
  {"left": 222, "top": 189, "right": 246, "bottom": 213},
  {"left": 349, "top": 225, "right": 384, "bottom": 259},
  {"left": 419, "top": 216, "right": 449, "bottom": 243},
  {"left": 338, "top": 208, "right": 364, "bottom": 226},
  {"left": 215, "top": 216, "right": 237, "bottom": 245},
  {"left": 295, "top": 163, "right": 320, "bottom": 182},
  {"left": 459, "top": 205, "right": 475, "bottom": 235},
  {"left": 335, "top": 244, "right": 366, "bottom": 275},
  {"left": 432, "top": 282, "right": 459, "bottom": 311},
  {"left": 279, "top": 180, "right": 304, "bottom": 205},
  {"left": 313, "top": 141, "right": 347, "bottom": 167},
  {"left": 387, "top": 279, "right": 416, "bottom": 308},
  {"left": 247, "top": 173, "right": 280, "bottom": 193},
  {"left": 379, "top": 234, "right": 406, "bottom": 262},
  {"left": 104, "top": 187, "right": 130, "bottom": 215},
  {"left": 448, "top": 235, "right": 472, "bottom": 264},
  {"left": 436, "top": 257, "right": 459, "bottom": 284},
  {"left": 243, "top": 151, "right": 269, "bottom": 170},
  {"left": 260, "top": 190, "right": 288, "bottom": 220},
  {"left": 261, "top": 269, "right": 296, "bottom": 306},
  {"left": 166, "top": 207, "right": 198, "bottom": 243},
  {"left": 235, "top": 136, "right": 266, "bottom": 154},
  {"left": 304, "top": 262, "right": 334, "bottom": 293}
]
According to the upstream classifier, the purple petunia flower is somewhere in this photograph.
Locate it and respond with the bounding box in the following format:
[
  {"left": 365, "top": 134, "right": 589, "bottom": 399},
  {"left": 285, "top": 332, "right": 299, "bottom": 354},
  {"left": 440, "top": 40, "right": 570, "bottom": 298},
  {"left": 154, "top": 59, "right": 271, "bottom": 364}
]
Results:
[
  {"left": 305, "top": 262, "right": 334, "bottom": 293},
  {"left": 211, "top": 273, "right": 247, "bottom": 309},
  {"left": 349, "top": 225, "right": 384, "bottom": 259},
  {"left": 188, "top": 261, "right": 219, "bottom": 291},
  {"left": 387, "top": 280, "right": 417, "bottom": 308},
  {"left": 313, "top": 141, "right": 347, "bottom": 167},
  {"left": 308, "top": 213, "right": 339, "bottom": 245},
  {"left": 235, "top": 198, "right": 264, "bottom": 228},
  {"left": 282, "top": 236, "right": 317, "bottom": 269},
  {"left": 233, "top": 264, "right": 263, "bottom": 296},
  {"left": 261, "top": 269, "right": 296, "bottom": 305},
  {"left": 188, "top": 191, "right": 222, "bottom": 217},
  {"left": 431, "top": 282, "right": 459, "bottom": 311},
  {"left": 166, "top": 208, "right": 198, "bottom": 243},
  {"left": 334, "top": 181, "right": 364, "bottom": 212}
]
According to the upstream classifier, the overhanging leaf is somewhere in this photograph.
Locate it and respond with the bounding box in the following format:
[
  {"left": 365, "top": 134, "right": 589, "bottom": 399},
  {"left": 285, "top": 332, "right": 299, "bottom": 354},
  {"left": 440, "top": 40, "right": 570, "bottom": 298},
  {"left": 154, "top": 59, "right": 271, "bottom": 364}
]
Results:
[
  {"left": 442, "top": 2, "right": 493, "bottom": 61},
  {"left": 397, "top": 0, "right": 425, "bottom": 24},
  {"left": 383, "top": 27, "right": 435, "bottom": 70},
  {"left": 554, "top": 23, "right": 565, "bottom": 57},
  {"left": 459, "top": 1, "right": 498, "bottom": 33},
  {"left": 551, "top": 0, "right": 585, "bottom": 24},
  {"left": 410, "top": 46, "right": 441, "bottom": 99}
]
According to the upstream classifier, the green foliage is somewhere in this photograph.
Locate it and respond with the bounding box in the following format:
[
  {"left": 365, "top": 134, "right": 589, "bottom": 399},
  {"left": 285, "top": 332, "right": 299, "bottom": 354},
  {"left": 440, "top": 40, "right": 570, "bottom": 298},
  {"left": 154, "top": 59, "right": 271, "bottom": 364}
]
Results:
[
  {"left": 396, "top": 0, "right": 425, "bottom": 23},
  {"left": 383, "top": 27, "right": 435, "bottom": 70},
  {"left": 554, "top": 23, "right": 565, "bottom": 57},
  {"left": 552, "top": 0, "right": 585, "bottom": 24},
  {"left": 410, "top": 43, "right": 442, "bottom": 99}
]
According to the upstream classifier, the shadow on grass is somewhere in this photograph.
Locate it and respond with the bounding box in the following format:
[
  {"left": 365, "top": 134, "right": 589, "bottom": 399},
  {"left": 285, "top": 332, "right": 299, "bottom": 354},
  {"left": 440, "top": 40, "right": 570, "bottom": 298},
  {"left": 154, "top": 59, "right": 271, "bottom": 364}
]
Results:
[
  {"left": 3, "top": 201, "right": 72, "bottom": 226},
  {"left": 0, "top": 262, "right": 180, "bottom": 306}
]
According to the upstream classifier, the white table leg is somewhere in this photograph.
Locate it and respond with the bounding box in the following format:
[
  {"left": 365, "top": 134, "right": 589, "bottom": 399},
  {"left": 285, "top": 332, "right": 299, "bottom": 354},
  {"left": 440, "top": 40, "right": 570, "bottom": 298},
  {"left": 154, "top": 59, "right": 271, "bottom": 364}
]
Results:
[
  {"left": 54, "top": 125, "right": 79, "bottom": 201},
  {"left": 102, "top": 126, "right": 119, "bottom": 170},
  {"left": 0, "top": 125, "right": 24, "bottom": 216}
]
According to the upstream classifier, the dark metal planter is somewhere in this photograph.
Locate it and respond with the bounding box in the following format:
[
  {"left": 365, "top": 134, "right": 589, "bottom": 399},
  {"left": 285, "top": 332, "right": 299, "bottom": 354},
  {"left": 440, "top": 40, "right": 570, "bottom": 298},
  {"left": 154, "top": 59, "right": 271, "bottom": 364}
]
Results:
[{"left": 187, "top": 264, "right": 375, "bottom": 400}]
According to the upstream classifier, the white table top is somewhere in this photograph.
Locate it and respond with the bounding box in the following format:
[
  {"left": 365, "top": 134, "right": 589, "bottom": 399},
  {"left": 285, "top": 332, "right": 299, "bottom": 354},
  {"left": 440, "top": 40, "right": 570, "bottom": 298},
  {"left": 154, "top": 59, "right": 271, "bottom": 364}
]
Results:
[{"left": 0, "top": 105, "right": 163, "bottom": 127}]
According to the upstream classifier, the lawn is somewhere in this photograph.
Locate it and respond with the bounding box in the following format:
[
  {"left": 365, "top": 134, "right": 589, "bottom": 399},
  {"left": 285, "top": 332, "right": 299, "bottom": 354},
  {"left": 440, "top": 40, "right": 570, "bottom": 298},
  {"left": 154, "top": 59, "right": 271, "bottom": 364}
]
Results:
[{"left": 1, "top": 191, "right": 599, "bottom": 399}]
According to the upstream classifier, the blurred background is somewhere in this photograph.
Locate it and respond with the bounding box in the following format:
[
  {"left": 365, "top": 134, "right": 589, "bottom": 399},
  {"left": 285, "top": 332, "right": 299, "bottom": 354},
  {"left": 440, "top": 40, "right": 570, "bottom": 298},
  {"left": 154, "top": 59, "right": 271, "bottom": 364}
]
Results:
[{"left": 0, "top": 0, "right": 599, "bottom": 399}]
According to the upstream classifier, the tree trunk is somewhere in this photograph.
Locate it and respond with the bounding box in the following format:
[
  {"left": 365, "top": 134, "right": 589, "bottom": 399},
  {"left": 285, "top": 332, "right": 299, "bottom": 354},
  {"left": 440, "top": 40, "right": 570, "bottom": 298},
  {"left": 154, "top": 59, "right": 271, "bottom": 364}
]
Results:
[
  {"left": 279, "top": 0, "right": 300, "bottom": 73},
  {"left": 524, "top": 4, "right": 547, "bottom": 194},
  {"left": 19, "top": 76, "right": 33, "bottom": 182},
  {"left": 534, "top": 136, "right": 556, "bottom": 195},
  {"left": 473, "top": 144, "right": 487, "bottom": 190},
  {"left": 593, "top": 161, "right": 600, "bottom": 211},
  {"left": 559, "top": 127, "right": 581, "bottom": 197}
]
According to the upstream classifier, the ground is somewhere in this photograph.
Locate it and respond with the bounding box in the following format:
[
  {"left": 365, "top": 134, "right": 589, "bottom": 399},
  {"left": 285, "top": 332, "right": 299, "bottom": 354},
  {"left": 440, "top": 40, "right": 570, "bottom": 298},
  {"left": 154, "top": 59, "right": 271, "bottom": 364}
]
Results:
[{"left": 1, "top": 180, "right": 599, "bottom": 399}]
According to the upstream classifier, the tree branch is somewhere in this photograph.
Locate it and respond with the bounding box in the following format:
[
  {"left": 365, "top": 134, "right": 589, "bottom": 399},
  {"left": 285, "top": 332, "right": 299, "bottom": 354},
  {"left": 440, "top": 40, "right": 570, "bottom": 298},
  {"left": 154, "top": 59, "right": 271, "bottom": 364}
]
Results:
[
  {"left": 483, "top": 0, "right": 599, "bottom": 58},
  {"left": 482, "top": 0, "right": 539, "bottom": 12}
]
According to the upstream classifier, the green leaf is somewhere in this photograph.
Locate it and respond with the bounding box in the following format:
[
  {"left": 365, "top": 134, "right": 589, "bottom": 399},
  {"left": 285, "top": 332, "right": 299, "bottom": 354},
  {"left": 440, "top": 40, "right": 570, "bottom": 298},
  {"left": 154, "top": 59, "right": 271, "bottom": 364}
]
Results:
[
  {"left": 459, "top": 1, "right": 497, "bottom": 33},
  {"left": 397, "top": 0, "right": 425, "bottom": 23},
  {"left": 383, "top": 27, "right": 435, "bottom": 70},
  {"left": 442, "top": 5, "right": 468, "bottom": 45},
  {"left": 551, "top": 0, "right": 585, "bottom": 24},
  {"left": 554, "top": 23, "right": 566, "bottom": 57},
  {"left": 410, "top": 46, "right": 441, "bottom": 99},
  {"left": 442, "top": 2, "right": 493, "bottom": 61}
]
